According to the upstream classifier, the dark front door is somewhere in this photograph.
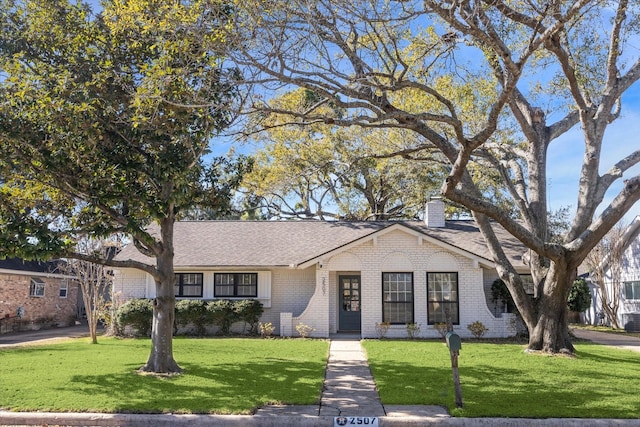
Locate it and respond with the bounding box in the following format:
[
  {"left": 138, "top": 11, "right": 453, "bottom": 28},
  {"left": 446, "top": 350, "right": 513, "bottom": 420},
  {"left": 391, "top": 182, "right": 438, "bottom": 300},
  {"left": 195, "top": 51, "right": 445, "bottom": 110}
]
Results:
[{"left": 339, "top": 275, "right": 361, "bottom": 331}]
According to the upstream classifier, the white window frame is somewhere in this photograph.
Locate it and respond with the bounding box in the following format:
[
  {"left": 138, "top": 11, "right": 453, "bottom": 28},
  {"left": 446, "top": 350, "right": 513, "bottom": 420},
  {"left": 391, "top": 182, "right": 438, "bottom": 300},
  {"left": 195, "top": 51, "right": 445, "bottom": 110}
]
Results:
[
  {"left": 30, "top": 277, "right": 45, "bottom": 297},
  {"left": 59, "top": 280, "right": 68, "bottom": 298},
  {"left": 427, "top": 272, "right": 459, "bottom": 325},
  {"left": 382, "top": 272, "right": 414, "bottom": 324},
  {"left": 624, "top": 281, "right": 640, "bottom": 300}
]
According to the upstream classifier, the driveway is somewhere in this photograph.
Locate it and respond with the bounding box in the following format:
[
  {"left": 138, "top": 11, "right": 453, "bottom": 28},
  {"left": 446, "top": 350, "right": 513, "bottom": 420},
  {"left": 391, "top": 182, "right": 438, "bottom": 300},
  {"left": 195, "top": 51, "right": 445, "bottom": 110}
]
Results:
[
  {"left": 0, "top": 323, "right": 92, "bottom": 348},
  {"left": 571, "top": 327, "right": 640, "bottom": 353}
]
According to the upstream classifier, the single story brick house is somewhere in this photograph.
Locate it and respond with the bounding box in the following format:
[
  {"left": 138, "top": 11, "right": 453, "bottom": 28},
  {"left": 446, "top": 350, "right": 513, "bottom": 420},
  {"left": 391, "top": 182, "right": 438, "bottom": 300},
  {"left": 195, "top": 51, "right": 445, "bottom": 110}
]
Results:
[
  {"left": 0, "top": 258, "right": 80, "bottom": 333},
  {"left": 113, "top": 200, "right": 528, "bottom": 339}
]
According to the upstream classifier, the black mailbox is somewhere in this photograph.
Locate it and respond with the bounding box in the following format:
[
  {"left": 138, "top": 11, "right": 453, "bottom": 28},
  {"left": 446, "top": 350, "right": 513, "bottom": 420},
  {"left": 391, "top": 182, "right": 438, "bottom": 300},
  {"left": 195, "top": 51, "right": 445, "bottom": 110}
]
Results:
[{"left": 446, "top": 332, "right": 462, "bottom": 351}]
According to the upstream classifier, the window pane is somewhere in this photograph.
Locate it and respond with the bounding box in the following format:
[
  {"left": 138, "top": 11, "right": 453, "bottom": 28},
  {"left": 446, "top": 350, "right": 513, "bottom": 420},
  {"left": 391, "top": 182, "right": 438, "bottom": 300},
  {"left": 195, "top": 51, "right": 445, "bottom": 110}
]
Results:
[
  {"left": 175, "top": 273, "right": 203, "bottom": 297},
  {"left": 625, "top": 281, "right": 640, "bottom": 300},
  {"left": 520, "top": 275, "right": 535, "bottom": 294},
  {"left": 215, "top": 285, "right": 234, "bottom": 296},
  {"left": 382, "top": 273, "right": 413, "bottom": 323},
  {"left": 427, "top": 273, "right": 459, "bottom": 325},
  {"left": 239, "top": 274, "right": 256, "bottom": 285},
  {"left": 215, "top": 274, "right": 234, "bottom": 285},
  {"left": 237, "top": 285, "right": 257, "bottom": 296},
  {"left": 182, "top": 285, "right": 201, "bottom": 297},
  {"left": 30, "top": 278, "right": 45, "bottom": 297}
]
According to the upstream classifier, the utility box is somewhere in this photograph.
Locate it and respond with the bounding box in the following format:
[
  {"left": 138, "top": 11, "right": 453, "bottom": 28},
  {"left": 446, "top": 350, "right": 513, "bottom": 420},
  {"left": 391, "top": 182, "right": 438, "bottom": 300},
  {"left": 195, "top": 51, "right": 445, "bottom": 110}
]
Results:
[{"left": 446, "top": 332, "right": 462, "bottom": 351}]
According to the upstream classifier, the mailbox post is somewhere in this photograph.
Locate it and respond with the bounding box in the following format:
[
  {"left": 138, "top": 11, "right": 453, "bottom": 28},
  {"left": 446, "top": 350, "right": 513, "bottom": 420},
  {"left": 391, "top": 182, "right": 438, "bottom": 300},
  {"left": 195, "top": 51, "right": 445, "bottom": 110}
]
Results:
[{"left": 445, "top": 332, "right": 463, "bottom": 408}]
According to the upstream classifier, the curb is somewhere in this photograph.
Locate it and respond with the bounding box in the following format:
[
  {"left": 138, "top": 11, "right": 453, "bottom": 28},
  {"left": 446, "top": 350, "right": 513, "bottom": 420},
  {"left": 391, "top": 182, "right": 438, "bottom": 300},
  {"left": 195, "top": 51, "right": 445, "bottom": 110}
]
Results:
[{"left": 2, "top": 412, "right": 640, "bottom": 427}]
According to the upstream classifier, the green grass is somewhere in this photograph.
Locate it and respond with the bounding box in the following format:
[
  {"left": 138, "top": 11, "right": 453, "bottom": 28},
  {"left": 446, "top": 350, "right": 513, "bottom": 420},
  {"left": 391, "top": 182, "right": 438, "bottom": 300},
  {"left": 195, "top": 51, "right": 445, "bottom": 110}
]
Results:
[
  {"left": 0, "top": 337, "right": 328, "bottom": 414},
  {"left": 363, "top": 339, "right": 640, "bottom": 418}
]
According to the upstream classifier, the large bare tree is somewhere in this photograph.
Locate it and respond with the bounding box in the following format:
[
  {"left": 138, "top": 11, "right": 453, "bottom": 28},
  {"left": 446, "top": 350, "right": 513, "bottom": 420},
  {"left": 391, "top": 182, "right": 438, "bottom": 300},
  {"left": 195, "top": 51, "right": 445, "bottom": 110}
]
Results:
[
  {"left": 59, "top": 237, "right": 120, "bottom": 344},
  {"left": 229, "top": 0, "right": 640, "bottom": 353}
]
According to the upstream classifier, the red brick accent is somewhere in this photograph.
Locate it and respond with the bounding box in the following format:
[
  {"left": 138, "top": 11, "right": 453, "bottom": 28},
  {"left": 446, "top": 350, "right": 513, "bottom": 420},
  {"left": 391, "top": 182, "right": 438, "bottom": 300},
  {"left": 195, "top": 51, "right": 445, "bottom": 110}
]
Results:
[{"left": 0, "top": 273, "right": 79, "bottom": 332}]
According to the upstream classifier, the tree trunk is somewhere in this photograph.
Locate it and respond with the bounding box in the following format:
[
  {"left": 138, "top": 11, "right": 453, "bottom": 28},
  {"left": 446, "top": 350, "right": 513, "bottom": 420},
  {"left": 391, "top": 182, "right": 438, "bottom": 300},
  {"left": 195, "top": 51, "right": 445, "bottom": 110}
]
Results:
[
  {"left": 88, "top": 308, "right": 98, "bottom": 345},
  {"left": 527, "top": 262, "right": 575, "bottom": 353},
  {"left": 140, "top": 292, "right": 181, "bottom": 373},
  {"left": 140, "top": 217, "right": 182, "bottom": 374}
]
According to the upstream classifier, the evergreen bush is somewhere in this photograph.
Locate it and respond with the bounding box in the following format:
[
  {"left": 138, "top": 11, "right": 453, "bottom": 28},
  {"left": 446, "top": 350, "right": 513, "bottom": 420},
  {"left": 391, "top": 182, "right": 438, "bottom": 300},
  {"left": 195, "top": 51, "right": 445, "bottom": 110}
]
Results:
[
  {"left": 115, "top": 299, "right": 153, "bottom": 337},
  {"left": 234, "top": 299, "right": 263, "bottom": 334},
  {"left": 175, "top": 299, "right": 210, "bottom": 336},
  {"left": 207, "top": 299, "right": 238, "bottom": 335}
]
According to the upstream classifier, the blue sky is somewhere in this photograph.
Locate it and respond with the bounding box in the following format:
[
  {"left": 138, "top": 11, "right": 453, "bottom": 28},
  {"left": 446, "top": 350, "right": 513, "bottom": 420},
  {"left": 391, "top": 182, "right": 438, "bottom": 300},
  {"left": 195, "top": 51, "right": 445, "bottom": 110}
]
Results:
[
  {"left": 84, "top": 0, "right": 639, "bottom": 224},
  {"left": 546, "top": 95, "right": 640, "bottom": 224}
]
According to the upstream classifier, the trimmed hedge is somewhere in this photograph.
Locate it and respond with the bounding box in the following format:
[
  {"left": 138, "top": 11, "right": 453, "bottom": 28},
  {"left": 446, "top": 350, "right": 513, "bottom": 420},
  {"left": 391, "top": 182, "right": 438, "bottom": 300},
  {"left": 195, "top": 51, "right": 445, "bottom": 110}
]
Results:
[
  {"left": 115, "top": 298, "right": 153, "bottom": 337},
  {"left": 207, "top": 299, "right": 238, "bottom": 336},
  {"left": 115, "top": 298, "right": 263, "bottom": 337},
  {"left": 234, "top": 299, "right": 263, "bottom": 334},
  {"left": 175, "top": 299, "right": 210, "bottom": 336}
]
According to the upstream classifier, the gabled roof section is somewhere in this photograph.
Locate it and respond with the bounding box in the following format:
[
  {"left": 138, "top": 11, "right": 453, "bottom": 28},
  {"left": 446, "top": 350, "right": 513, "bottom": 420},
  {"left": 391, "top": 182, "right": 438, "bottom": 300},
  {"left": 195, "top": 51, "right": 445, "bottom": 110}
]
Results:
[
  {"left": 115, "top": 219, "right": 528, "bottom": 270},
  {"left": 116, "top": 221, "right": 388, "bottom": 268}
]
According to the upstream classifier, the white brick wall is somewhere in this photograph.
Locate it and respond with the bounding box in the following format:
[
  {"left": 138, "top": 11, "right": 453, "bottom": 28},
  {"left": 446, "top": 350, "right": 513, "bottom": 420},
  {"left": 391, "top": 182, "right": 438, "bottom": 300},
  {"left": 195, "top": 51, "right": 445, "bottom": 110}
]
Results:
[
  {"left": 425, "top": 200, "right": 446, "bottom": 227},
  {"left": 113, "top": 266, "right": 315, "bottom": 335},
  {"left": 321, "top": 229, "right": 514, "bottom": 338},
  {"left": 113, "top": 227, "right": 515, "bottom": 338}
]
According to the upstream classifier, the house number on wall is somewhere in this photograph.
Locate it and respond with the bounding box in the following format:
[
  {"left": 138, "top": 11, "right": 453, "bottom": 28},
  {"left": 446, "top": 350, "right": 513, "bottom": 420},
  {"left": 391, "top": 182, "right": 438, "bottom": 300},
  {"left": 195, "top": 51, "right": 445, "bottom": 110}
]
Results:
[{"left": 322, "top": 278, "right": 327, "bottom": 295}]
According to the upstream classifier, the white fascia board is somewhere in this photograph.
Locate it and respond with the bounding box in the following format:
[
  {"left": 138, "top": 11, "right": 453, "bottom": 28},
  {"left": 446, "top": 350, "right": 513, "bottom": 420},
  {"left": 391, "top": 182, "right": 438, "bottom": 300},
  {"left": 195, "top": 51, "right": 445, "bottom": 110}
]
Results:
[
  {"left": 0, "top": 268, "right": 72, "bottom": 279},
  {"left": 297, "top": 223, "right": 496, "bottom": 270}
]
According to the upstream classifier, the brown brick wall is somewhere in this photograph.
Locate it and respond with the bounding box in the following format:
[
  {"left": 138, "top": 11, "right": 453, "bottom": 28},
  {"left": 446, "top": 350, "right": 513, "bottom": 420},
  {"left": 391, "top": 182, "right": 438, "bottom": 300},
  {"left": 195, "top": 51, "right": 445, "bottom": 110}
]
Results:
[{"left": 0, "top": 273, "right": 79, "bottom": 332}]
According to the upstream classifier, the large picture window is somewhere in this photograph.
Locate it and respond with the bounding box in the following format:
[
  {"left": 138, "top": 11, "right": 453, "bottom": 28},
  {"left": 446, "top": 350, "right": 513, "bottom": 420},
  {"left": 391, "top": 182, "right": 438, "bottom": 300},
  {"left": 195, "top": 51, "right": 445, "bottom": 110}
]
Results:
[
  {"left": 427, "top": 272, "right": 459, "bottom": 325},
  {"left": 215, "top": 273, "right": 258, "bottom": 297},
  {"left": 174, "top": 273, "right": 203, "bottom": 297},
  {"left": 624, "top": 281, "right": 640, "bottom": 300},
  {"left": 382, "top": 272, "right": 414, "bottom": 324}
]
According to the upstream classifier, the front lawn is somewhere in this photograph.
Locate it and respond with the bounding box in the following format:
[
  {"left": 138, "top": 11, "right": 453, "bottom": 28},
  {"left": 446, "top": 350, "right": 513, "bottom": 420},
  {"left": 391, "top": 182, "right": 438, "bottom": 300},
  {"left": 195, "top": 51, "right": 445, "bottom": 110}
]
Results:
[
  {"left": 0, "top": 337, "right": 328, "bottom": 414},
  {"left": 363, "top": 339, "right": 640, "bottom": 418}
]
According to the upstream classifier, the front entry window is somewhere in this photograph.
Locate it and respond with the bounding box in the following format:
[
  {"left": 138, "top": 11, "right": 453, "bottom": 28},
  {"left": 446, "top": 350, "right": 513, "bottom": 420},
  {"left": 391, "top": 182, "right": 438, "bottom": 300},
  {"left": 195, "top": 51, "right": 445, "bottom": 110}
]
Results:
[{"left": 342, "top": 278, "right": 360, "bottom": 311}]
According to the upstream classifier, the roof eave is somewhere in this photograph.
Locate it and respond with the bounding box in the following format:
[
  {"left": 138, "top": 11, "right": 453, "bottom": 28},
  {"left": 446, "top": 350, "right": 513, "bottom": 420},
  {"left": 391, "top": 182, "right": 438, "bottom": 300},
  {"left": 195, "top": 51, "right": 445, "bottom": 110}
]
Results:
[{"left": 298, "top": 223, "right": 498, "bottom": 270}]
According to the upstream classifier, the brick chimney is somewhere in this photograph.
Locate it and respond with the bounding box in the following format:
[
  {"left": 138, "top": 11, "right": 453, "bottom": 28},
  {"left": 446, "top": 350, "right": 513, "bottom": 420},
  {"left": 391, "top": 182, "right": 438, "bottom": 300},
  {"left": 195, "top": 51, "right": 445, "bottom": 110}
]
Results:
[{"left": 425, "top": 198, "right": 446, "bottom": 227}]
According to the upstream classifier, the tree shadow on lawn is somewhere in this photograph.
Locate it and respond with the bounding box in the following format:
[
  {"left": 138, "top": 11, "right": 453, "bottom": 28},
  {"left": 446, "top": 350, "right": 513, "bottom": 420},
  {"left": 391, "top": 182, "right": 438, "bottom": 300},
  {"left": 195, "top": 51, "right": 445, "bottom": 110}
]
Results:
[
  {"left": 370, "top": 343, "right": 640, "bottom": 418},
  {"left": 63, "top": 359, "right": 324, "bottom": 414}
]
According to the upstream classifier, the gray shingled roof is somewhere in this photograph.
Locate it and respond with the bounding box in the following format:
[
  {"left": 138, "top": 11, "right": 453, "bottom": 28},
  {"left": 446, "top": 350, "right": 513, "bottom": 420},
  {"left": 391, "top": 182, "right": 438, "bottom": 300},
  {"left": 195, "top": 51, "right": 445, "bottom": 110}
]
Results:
[
  {"left": 0, "top": 258, "right": 60, "bottom": 274},
  {"left": 115, "top": 220, "right": 528, "bottom": 269}
]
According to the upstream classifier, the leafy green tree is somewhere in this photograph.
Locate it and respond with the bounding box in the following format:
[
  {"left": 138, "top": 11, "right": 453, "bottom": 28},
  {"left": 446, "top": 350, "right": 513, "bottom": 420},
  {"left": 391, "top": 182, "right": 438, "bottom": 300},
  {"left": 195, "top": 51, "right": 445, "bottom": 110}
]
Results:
[
  {"left": 230, "top": 0, "right": 640, "bottom": 353},
  {"left": 0, "top": 0, "right": 243, "bottom": 372},
  {"left": 567, "top": 278, "right": 591, "bottom": 314},
  {"left": 245, "top": 90, "right": 446, "bottom": 219}
]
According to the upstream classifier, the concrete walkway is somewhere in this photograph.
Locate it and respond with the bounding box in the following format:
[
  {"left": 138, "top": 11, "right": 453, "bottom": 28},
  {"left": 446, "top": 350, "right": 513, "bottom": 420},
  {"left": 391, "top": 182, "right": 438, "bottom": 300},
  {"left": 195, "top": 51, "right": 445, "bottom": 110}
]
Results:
[
  {"left": 319, "top": 338, "right": 386, "bottom": 416},
  {"left": 255, "top": 337, "right": 449, "bottom": 420}
]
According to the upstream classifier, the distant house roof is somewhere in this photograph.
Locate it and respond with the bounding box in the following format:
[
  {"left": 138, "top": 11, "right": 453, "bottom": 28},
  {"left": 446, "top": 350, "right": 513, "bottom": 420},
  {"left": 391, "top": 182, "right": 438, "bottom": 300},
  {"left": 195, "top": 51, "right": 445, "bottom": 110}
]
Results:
[
  {"left": 115, "top": 220, "right": 528, "bottom": 270},
  {"left": 0, "top": 258, "right": 60, "bottom": 274}
]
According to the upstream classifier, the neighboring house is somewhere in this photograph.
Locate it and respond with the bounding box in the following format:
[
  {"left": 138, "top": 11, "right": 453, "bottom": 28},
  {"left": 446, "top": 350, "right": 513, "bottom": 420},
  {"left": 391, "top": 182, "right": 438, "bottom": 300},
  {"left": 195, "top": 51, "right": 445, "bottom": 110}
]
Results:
[
  {"left": 0, "top": 258, "right": 80, "bottom": 334},
  {"left": 113, "top": 200, "right": 530, "bottom": 339},
  {"left": 585, "top": 216, "right": 640, "bottom": 331}
]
